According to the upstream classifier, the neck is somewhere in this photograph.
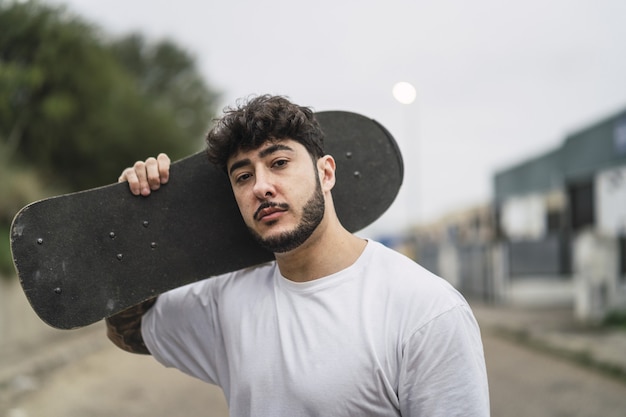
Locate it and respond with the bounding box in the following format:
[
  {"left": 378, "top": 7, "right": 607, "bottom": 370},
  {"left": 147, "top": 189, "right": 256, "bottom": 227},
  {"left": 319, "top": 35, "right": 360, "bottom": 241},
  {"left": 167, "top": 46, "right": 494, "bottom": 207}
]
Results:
[{"left": 274, "top": 213, "right": 367, "bottom": 283}]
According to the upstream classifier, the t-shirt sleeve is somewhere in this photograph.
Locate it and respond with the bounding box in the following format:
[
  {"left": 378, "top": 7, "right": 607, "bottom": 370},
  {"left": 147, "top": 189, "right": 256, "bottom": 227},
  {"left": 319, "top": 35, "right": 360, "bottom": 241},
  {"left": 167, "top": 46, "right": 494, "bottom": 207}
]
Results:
[
  {"left": 398, "top": 303, "right": 490, "bottom": 417},
  {"left": 141, "top": 279, "right": 227, "bottom": 386}
]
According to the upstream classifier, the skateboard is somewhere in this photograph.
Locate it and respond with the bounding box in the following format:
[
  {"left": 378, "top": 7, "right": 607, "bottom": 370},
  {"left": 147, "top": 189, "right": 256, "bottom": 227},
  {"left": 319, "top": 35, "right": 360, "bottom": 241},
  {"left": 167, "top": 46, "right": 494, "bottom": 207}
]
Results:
[{"left": 10, "top": 111, "right": 403, "bottom": 329}]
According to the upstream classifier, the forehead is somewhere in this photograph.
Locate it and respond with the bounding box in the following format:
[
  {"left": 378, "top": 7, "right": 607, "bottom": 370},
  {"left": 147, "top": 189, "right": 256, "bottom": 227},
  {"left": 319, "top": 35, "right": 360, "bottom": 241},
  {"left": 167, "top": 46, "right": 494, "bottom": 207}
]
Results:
[{"left": 227, "top": 139, "right": 303, "bottom": 167}]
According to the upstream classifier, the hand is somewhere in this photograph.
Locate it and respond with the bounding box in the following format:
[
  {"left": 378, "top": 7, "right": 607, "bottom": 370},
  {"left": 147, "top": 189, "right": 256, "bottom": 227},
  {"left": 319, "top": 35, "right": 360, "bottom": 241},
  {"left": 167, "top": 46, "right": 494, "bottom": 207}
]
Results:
[{"left": 118, "top": 153, "right": 171, "bottom": 196}]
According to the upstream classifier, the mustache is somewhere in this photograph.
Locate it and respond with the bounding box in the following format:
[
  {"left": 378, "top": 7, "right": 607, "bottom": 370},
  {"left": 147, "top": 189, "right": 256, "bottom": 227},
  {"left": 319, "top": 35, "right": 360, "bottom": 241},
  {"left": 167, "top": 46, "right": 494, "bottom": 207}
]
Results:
[{"left": 254, "top": 201, "right": 289, "bottom": 221}]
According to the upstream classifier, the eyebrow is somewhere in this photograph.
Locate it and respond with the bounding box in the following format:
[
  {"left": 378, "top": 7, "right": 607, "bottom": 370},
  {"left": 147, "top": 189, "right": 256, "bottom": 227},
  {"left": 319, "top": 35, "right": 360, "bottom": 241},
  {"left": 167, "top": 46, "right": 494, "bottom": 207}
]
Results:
[{"left": 228, "top": 143, "right": 295, "bottom": 176}]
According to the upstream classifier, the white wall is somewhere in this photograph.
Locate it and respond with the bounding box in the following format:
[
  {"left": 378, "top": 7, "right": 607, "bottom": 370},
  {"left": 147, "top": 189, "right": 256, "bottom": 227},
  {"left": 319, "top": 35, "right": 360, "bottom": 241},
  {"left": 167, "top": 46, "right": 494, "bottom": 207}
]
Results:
[
  {"left": 596, "top": 165, "right": 626, "bottom": 237},
  {"left": 501, "top": 194, "right": 546, "bottom": 239}
]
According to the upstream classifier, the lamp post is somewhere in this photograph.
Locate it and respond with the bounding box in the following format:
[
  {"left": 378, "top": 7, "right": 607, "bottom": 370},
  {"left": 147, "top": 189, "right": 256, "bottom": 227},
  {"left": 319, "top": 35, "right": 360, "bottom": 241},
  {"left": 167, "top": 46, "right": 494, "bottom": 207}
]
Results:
[{"left": 392, "top": 81, "right": 418, "bottom": 228}]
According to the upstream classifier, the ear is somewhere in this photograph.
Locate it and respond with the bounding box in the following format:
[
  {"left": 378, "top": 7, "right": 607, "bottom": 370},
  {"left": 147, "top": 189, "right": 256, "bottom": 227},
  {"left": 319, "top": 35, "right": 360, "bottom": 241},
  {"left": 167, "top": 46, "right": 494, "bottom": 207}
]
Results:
[{"left": 317, "top": 155, "right": 336, "bottom": 192}]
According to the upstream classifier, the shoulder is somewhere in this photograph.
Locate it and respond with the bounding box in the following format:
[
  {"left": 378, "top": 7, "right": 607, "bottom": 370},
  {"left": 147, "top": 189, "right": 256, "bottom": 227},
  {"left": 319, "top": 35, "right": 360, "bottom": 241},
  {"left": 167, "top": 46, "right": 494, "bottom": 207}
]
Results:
[
  {"left": 157, "top": 261, "right": 277, "bottom": 307},
  {"left": 144, "top": 261, "right": 277, "bottom": 337},
  {"left": 365, "top": 240, "right": 455, "bottom": 292},
  {"left": 364, "top": 240, "right": 469, "bottom": 326}
]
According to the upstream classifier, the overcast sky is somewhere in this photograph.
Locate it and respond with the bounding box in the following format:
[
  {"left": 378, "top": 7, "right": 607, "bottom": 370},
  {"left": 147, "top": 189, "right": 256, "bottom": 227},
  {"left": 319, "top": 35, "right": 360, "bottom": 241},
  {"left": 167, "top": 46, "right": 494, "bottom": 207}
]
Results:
[{"left": 50, "top": 0, "right": 626, "bottom": 236}]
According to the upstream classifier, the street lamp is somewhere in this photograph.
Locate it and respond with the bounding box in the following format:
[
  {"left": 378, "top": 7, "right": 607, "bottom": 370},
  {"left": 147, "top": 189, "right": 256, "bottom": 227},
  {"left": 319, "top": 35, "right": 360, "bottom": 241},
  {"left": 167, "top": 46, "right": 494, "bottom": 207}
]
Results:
[{"left": 392, "top": 81, "right": 418, "bottom": 227}]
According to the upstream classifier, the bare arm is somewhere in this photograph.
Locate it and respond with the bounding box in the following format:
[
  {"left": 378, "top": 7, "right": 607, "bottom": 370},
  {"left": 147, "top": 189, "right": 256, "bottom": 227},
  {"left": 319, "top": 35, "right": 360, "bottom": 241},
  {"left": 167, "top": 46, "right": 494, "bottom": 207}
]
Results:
[
  {"left": 106, "top": 153, "right": 171, "bottom": 354},
  {"left": 106, "top": 298, "right": 157, "bottom": 354}
]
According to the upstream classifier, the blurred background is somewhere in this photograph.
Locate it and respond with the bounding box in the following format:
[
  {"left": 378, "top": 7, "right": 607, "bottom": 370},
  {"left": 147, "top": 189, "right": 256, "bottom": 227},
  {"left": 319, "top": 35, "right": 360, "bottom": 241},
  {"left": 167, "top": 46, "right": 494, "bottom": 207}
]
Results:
[{"left": 2, "top": 0, "right": 626, "bottom": 415}]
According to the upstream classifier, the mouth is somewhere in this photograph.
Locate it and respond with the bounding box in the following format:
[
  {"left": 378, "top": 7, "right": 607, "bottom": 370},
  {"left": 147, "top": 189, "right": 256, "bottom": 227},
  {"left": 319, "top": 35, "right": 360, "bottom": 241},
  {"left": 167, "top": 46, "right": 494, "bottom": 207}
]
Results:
[{"left": 254, "top": 202, "right": 289, "bottom": 222}]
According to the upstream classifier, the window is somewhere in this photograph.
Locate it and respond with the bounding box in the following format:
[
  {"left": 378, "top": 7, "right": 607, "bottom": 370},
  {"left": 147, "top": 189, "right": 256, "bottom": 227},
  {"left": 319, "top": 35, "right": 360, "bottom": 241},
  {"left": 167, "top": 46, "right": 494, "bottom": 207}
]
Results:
[
  {"left": 568, "top": 180, "right": 594, "bottom": 230},
  {"left": 546, "top": 210, "right": 563, "bottom": 233}
]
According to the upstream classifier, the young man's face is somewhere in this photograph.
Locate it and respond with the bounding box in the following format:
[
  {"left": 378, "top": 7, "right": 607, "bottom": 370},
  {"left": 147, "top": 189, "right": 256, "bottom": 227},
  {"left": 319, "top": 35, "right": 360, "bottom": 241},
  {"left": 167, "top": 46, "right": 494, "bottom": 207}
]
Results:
[{"left": 227, "top": 139, "right": 333, "bottom": 253}]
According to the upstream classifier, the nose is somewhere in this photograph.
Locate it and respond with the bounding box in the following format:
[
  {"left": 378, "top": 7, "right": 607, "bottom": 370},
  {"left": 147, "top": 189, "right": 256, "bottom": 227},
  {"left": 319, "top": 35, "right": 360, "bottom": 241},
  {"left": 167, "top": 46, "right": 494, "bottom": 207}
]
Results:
[{"left": 252, "top": 170, "right": 275, "bottom": 200}]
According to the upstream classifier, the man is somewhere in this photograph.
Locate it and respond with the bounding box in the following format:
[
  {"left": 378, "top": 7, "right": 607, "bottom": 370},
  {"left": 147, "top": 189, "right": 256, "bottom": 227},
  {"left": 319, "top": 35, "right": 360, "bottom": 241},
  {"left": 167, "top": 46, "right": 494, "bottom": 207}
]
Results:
[{"left": 107, "top": 95, "right": 490, "bottom": 416}]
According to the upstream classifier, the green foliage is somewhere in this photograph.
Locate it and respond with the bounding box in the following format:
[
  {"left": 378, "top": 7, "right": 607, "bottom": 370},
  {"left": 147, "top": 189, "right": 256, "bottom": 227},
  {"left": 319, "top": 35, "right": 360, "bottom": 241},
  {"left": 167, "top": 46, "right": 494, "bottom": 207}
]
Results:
[
  {"left": 0, "top": 0, "right": 220, "bottom": 278},
  {"left": 0, "top": 141, "right": 63, "bottom": 219},
  {"left": 603, "top": 310, "right": 626, "bottom": 329},
  {"left": 0, "top": 140, "right": 65, "bottom": 277},
  {"left": 0, "top": 0, "right": 220, "bottom": 192},
  {"left": 110, "top": 34, "right": 218, "bottom": 140},
  {"left": 1, "top": 223, "right": 12, "bottom": 279}
]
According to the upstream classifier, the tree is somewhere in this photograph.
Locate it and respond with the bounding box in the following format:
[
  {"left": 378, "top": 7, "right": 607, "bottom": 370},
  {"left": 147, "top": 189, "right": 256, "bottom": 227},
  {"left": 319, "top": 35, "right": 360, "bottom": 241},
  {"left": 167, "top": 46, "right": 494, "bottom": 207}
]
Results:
[
  {"left": 0, "top": 0, "right": 220, "bottom": 191},
  {"left": 0, "top": 0, "right": 220, "bottom": 276},
  {"left": 111, "top": 33, "right": 218, "bottom": 140}
]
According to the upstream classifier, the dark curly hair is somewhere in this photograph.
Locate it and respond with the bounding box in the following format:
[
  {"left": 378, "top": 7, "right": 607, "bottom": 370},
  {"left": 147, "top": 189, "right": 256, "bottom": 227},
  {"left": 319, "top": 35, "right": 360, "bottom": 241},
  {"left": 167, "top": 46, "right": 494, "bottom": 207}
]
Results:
[{"left": 206, "top": 95, "right": 325, "bottom": 172}]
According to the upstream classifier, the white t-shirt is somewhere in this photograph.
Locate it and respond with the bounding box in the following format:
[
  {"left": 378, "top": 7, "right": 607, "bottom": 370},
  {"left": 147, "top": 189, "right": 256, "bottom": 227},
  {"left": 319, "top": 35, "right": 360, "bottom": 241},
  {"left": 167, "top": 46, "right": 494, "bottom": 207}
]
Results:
[{"left": 142, "top": 240, "right": 489, "bottom": 416}]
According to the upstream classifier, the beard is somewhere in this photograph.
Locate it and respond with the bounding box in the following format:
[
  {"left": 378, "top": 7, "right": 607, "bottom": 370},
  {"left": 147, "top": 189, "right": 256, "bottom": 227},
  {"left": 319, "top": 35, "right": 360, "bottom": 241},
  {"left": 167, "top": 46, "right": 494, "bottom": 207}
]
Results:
[{"left": 248, "top": 177, "right": 325, "bottom": 253}]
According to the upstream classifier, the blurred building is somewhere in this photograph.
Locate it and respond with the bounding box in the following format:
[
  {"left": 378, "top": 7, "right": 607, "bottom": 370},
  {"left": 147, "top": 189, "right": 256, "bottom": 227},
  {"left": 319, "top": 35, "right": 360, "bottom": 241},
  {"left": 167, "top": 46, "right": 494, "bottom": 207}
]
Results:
[
  {"left": 409, "top": 106, "right": 626, "bottom": 323},
  {"left": 409, "top": 204, "right": 495, "bottom": 299}
]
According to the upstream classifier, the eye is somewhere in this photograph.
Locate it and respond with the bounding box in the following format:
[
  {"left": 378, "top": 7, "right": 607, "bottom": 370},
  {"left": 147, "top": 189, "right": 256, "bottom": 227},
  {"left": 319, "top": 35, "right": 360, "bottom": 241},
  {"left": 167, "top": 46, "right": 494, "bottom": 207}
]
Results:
[
  {"left": 272, "top": 159, "right": 288, "bottom": 168},
  {"left": 235, "top": 172, "right": 252, "bottom": 183}
]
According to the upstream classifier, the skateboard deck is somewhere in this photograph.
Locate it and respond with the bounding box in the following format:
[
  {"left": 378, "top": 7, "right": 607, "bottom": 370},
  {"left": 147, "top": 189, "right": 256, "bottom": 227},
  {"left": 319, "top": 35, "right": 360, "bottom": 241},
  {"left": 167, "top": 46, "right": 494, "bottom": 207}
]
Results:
[{"left": 10, "top": 111, "right": 403, "bottom": 329}]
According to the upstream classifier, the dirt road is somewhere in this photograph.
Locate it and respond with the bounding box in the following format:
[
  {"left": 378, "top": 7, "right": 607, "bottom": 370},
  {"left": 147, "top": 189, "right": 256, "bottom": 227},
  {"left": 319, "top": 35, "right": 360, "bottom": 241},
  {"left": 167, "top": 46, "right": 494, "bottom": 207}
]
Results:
[
  {"left": 4, "top": 342, "right": 227, "bottom": 417},
  {"left": 4, "top": 330, "right": 626, "bottom": 416}
]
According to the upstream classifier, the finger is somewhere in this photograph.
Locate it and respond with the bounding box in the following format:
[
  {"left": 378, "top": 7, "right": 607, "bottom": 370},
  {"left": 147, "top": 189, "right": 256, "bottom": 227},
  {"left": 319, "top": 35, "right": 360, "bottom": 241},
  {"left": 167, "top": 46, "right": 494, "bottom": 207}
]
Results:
[
  {"left": 145, "top": 157, "right": 161, "bottom": 191},
  {"left": 118, "top": 167, "right": 142, "bottom": 196},
  {"left": 118, "top": 167, "right": 131, "bottom": 183},
  {"left": 157, "top": 153, "right": 171, "bottom": 184},
  {"left": 133, "top": 160, "right": 151, "bottom": 196}
]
